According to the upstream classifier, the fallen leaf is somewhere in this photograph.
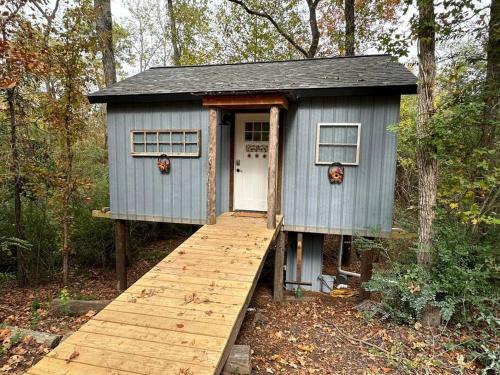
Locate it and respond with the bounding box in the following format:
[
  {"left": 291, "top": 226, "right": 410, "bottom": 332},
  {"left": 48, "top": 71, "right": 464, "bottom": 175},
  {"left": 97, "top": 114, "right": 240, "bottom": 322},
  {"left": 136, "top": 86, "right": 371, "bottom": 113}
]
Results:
[{"left": 66, "top": 350, "right": 80, "bottom": 363}]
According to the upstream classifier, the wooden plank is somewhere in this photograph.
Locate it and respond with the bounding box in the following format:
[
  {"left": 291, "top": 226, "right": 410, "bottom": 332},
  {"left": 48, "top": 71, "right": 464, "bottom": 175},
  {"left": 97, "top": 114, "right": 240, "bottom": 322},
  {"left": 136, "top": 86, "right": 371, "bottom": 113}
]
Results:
[
  {"left": 28, "top": 212, "right": 282, "bottom": 375},
  {"left": 267, "top": 105, "right": 280, "bottom": 229},
  {"left": 273, "top": 231, "right": 285, "bottom": 302},
  {"left": 202, "top": 94, "right": 288, "bottom": 110},
  {"left": 115, "top": 219, "right": 127, "bottom": 291},
  {"left": 207, "top": 107, "right": 217, "bottom": 224},
  {"left": 80, "top": 319, "right": 227, "bottom": 351},
  {"left": 91, "top": 209, "right": 111, "bottom": 219}
]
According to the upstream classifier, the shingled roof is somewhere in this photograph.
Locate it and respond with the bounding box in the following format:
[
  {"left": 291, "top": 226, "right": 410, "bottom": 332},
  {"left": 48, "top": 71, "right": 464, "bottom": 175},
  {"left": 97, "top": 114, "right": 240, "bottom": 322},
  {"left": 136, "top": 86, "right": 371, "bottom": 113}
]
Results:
[{"left": 88, "top": 55, "right": 417, "bottom": 103}]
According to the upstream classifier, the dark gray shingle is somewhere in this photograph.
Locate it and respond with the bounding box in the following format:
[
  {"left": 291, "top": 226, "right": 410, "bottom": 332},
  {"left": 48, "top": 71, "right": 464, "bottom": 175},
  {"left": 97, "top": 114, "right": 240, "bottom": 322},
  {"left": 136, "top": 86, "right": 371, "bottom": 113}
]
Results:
[{"left": 88, "top": 55, "right": 416, "bottom": 102}]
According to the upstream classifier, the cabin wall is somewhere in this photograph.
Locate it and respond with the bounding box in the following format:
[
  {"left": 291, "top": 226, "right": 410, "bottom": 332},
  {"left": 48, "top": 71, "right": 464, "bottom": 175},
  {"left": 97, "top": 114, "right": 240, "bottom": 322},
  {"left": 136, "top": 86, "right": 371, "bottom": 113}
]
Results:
[
  {"left": 107, "top": 102, "right": 229, "bottom": 224},
  {"left": 285, "top": 233, "right": 324, "bottom": 292},
  {"left": 282, "top": 95, "right": 400, "bottom": 237}
]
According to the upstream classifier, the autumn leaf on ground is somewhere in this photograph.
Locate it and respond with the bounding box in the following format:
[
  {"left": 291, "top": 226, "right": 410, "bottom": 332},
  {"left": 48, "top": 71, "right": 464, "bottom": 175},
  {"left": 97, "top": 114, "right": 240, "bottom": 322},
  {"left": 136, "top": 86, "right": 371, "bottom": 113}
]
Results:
[
  {"left": 65, "top": 350, "right": 80, "bottom": 363},
  {"left": 298, "top": 344, "right": 314, "bottom": 353}
]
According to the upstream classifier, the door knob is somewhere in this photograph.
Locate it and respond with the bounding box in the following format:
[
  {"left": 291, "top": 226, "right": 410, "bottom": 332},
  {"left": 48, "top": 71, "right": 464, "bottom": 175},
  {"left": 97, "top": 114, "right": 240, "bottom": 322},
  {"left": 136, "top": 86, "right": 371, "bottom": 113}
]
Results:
[{"left": 236, "top": 168, "right": 242, "bottom": 173}]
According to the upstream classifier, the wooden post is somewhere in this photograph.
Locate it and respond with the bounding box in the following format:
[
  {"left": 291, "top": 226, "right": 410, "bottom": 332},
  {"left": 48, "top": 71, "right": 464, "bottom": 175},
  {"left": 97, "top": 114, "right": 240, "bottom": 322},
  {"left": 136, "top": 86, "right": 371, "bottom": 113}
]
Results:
[
  {"left": 207, "top": 107, "right": 217, "bottom": 225},
  {"left": 359, "top": 248, "right": 375, "bottom": 300},
  {"left": 296, "top": 233, "right": 303, "bottom": 284},
  {"left": 273, "top": 231, "right": 286, "bottom": 302},
  {"left": 267, "top": 105, "right": 279, "bottom": 229},
  {"left": 115, "top": 220, "right": 128, "bottom": 292}
]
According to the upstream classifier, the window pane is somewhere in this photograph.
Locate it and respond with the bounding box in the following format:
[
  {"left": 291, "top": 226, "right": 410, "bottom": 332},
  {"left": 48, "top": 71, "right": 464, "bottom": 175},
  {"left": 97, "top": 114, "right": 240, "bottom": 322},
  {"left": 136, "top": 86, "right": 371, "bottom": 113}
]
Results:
[
  {"left": 319, "top": 126, "right": 335, "bottom": 143},
  {"left": 262, "top": 132, "right": 269, "bottom": 141},
  {"left": 133, "top": 132, "right": 144, "bottom": 143},
  {"left": 185, "top": 132, "right": 197, "bottom": 142},
  {"left": 158, "top": 132, "right": 170, "bottom": 142},
  {"left": 185, "top": 144, "right": 198, "bottom": 154},
  {"left": 146, "top": 143, "right": 157, "bottom": 152},
  {"left": 134, "top": 144, "right": 145, "bottom": 153},
  {"left": 253, "top": 132, "right": 261, "bottom": 141},
  {"left": 172, "top": 132, "right": 183, "bottom": 143},
  {"left": 253, "top": 122, "right": 261, "bottom": 131},
  {"left": 245, "top": 131, "right": 252, "bottom": 141},
  {"left": 245, "top": 122, "right": 252, "bottom": 131},
  {"left": 172, "top": 143, "right": 183, "bottom": 153},
  {"left": 319, "top": 145, "right": 357, "bottom": 164},
  {"left": 345, "top": 127, "right": 358, "bottom": 144},
  {"left": 146, "top": 132, "right": 157, "bottom": 143},
  {"left": 159, "top": 143, "right": 170, "bottom": 153},
  {"left": 262, "top": 122, "right": 269, "bottom": 131}
]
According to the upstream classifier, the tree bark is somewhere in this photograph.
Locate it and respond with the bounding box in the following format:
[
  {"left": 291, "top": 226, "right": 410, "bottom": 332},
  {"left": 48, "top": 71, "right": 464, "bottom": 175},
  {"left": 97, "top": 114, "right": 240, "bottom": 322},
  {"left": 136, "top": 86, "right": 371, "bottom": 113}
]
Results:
[
  {"left": 344, "top": 0, "right": 355, "bottom": 56},
  {"left": 94, "top": 0, "right": 117, "bottom": 87},
  {"left": 167, "top": 0, "right": 181, "bottom": 65},
  {"left": 62, "top": 120, "right": 73, "bottom": 286},
  {"left": 416, "top": 0, "right": 437, "bottom": 267},
  {"left": 7, "top": 87, "right": 27, "bottom": 287},
  {"left": 482, "top": 0, "right": 499, "bottom": 147}
]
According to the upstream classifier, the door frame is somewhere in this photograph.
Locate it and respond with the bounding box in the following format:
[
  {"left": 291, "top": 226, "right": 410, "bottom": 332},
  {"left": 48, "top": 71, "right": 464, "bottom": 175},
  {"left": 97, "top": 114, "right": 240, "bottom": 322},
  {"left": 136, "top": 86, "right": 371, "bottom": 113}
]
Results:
[{"left": 228, "top": 110, "right": 284, "bottom": 213}]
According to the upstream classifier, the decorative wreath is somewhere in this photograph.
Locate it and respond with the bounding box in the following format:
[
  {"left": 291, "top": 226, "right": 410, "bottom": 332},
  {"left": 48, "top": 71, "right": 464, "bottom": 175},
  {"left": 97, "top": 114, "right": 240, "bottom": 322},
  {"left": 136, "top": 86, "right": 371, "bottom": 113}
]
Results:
[
  {"left": 328, "top": 162, "right": 344, "bottom": 184},
  {"left": 157, "top": 154, "right": 170, "bottom": 174}
]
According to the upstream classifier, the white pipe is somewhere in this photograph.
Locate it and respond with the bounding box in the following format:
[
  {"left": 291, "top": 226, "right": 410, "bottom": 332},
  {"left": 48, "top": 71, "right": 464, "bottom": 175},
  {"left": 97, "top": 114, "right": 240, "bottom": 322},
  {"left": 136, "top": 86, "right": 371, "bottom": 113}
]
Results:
[{"left": 337, "top": 235, "right": 361, "bottom": 278}]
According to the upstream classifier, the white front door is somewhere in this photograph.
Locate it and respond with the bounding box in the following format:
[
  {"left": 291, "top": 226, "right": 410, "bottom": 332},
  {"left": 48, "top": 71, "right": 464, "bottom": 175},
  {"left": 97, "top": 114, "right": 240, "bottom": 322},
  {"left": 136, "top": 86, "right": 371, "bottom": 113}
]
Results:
[{"left": 233, "top": 113, "right": 270, "bottom": 211}]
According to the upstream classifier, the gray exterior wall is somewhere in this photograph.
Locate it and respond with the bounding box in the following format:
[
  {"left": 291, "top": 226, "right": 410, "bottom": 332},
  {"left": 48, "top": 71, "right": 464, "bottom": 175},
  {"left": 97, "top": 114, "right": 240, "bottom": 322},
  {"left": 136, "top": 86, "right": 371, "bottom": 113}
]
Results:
[
  {"left": 286, "top": 233, "right": 324, "bottom": 292},
  {"left": 107, "top": 101, "right": 229, "bottom": 224},
  {"left": 107, "top": 94, "right": 400, "bottom": 235},
  {"left": 282, "top": 95, "right": 400, "bottom": 237}
]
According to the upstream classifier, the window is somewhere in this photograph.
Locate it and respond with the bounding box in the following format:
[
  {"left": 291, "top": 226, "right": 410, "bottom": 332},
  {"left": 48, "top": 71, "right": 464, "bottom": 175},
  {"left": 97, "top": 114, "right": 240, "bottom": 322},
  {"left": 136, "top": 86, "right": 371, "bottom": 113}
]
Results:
[
  {"left": 245, "top": 122, "right": 269, "bottom": 142},
  {"left": 130, "top": 129, "right": 201, "bottom": 157},
  {"left": 315, "top": 123, "right": 361, "bottom": 165}
]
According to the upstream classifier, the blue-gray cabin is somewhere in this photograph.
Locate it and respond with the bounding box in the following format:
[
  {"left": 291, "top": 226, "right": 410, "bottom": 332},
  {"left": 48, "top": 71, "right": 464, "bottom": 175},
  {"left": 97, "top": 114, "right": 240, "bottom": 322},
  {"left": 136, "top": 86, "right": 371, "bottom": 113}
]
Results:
[{"left": 89, "top": 55, "right": 417, "bottom": 292}]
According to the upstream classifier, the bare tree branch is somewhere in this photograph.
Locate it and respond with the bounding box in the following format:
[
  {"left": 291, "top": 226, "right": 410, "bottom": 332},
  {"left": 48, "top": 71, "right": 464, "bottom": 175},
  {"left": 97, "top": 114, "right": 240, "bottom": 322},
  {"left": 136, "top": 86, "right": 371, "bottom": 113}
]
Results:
[{"left": 226, "top": 0, "right": 314, "bottom": 58}]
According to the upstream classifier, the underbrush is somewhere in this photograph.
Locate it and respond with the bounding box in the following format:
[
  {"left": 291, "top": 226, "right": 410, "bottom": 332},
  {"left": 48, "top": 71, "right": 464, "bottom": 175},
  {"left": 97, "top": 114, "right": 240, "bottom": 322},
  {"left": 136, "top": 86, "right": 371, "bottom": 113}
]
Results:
[{"left": 361, "top": 216, "right": 499, "bottom": 373}]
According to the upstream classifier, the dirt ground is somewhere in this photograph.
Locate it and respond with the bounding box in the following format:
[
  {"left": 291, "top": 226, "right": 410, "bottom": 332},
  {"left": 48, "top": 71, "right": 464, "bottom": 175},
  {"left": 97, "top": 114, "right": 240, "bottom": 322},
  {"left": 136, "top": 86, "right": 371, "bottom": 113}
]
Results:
[{"left": 0, "top": 236, "right": 484, "bottom": 374}]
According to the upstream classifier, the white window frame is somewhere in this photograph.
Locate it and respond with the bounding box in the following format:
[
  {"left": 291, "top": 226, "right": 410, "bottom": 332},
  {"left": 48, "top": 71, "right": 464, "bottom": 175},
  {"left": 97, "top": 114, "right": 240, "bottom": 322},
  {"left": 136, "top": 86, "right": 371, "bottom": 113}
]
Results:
[
  {"left": 315, "top": 123, "right": 361, "bottom": 166},
  {"left": 130, "top": 129, "right": 201, "bottom": 157}
]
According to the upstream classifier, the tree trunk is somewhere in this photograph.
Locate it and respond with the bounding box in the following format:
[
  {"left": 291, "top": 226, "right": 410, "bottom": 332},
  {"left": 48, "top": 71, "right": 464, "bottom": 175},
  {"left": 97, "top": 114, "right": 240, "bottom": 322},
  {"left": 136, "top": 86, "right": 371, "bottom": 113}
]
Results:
[
  {"left": 94, "top": 0, "right": 117, "bottom": 87},
  {"left": 167, "top": 0, "right": 181, "bottom": 65},
  {"left": 416, "top": 0, "right": 437, "bottom": 267},
  {"left": 306, "top": 0, "right": 320, "bottom": 58},
  {"left": 62, "top": 121, "right": 73, "bottom": 285},
  {"left": 7, "top": 88, "right": 27, "bottom": 287},
  {"left": 344, "top": 0, "right": 355, "bottom": 56},
  {"left": 482, "top": 0, "right": 499, "bottom": 147}
]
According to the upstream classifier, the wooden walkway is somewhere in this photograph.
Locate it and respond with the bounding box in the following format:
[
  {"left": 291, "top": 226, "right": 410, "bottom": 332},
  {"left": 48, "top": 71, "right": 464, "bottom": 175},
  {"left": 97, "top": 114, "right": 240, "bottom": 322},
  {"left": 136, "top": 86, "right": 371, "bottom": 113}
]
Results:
[{"left": 27, "top": 213, "right": 282, "bottom": 375}]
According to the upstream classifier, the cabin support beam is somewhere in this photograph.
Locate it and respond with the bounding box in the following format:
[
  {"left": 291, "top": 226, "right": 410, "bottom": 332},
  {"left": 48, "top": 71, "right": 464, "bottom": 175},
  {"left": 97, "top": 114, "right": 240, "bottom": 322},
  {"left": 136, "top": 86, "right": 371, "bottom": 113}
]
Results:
[
  {"left": 359, "top": 248, "right": 375, "bottom": 300},
  {"left": 273, "top": 230, "right": 286, "bottom": 302},
  {"left": 207, "top": 107, "right": 218, "bottom": 225},
  {"left": 267, "top": 105, "right": 279, "bottom": 229},
  {"left": 115, "top": 219, "right": 128, "bottom": 292}
]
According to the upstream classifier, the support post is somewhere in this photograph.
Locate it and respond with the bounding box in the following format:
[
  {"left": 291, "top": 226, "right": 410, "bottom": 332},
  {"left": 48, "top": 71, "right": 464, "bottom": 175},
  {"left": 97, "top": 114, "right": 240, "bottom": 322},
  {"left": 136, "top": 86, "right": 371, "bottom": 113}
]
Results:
[
  {"left": 115, "top": 219, "right": 128, "bottom": 292},
  {"left": 267, "top": 105, "right": 279, "bottom": 229},
  {"left": 273, "top": 230, "right": 286, "bottom": 302},
  {"left": 359, "top": 248, "right": 375, "bottom": 300},
  {"left": 207, "top": 107, "right": 217, "bottom": 225},
  {"left": 296, "top": 233, "right": 303, "bottom": 285}
]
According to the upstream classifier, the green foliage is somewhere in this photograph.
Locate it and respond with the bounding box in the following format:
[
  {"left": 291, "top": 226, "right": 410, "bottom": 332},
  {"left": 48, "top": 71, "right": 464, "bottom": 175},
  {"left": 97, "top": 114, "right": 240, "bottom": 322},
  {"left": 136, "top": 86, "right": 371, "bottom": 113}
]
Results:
[
  {"left": 364, "top": 218, "right": 499, "bottom": 324},
  {"left": 58, "top": 288, "right": 70, "bottom": 316}
]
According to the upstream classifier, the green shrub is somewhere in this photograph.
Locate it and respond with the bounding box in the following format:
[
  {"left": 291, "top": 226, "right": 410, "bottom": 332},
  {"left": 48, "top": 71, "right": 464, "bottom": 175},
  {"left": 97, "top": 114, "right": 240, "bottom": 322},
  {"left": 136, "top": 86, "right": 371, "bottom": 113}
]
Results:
[{"left": 364, "top": 218, "right": 499, "bottom": 324}]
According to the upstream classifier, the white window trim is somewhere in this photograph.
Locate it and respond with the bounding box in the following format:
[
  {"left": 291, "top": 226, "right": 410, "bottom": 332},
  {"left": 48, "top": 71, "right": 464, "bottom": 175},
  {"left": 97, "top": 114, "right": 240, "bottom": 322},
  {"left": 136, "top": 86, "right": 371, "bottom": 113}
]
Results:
[
  {"left": 130, "top": 129, "right": 201, "bottom": 157},
  {"left": 315, "top": 123, "right": 361, "bottom": 166}
]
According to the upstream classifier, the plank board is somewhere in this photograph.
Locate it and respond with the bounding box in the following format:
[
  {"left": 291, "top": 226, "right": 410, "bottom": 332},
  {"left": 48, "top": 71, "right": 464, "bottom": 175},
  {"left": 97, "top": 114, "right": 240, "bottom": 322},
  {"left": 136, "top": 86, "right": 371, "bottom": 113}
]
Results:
[{"left": 27, "top": 212, "right": 282, "bottom": 375}]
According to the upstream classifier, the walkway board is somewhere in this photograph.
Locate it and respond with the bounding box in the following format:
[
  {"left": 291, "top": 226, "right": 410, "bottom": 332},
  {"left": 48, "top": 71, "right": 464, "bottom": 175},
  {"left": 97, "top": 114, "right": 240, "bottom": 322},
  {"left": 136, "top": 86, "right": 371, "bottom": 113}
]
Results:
[{"left": 27, "top": 212, "right": 282, "bottom": 375}]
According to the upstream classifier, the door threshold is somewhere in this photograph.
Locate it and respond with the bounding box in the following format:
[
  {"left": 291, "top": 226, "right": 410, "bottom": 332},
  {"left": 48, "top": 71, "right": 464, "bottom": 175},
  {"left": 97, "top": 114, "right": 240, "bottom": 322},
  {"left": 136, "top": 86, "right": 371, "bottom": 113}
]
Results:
[{"left": 231, "top": 211, "right": 267, "bottom": 218}]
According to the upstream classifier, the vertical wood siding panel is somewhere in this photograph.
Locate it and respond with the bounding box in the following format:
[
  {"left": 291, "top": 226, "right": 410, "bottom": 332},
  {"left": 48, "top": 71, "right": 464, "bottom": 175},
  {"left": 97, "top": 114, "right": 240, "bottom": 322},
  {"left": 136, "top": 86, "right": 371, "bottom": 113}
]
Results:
[
  {"left": 107, "top": 108, "right": 119, "bottom": 215},
  {"left": 285, "top": 233, "right": 324, "bottom": 291},
  {"left": 282, "top": 95, "right": 399, "bottom": 236}
]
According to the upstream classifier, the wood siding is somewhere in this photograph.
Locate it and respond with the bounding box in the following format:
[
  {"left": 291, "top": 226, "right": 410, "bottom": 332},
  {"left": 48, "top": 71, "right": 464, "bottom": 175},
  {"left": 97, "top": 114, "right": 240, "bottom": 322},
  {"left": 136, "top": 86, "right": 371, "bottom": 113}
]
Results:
[
  {"left": 282, "top": 96, "right": 400, "bottom": 236},
  {"left": 107, "top": 102, "right": 229, "bottom": 224}
]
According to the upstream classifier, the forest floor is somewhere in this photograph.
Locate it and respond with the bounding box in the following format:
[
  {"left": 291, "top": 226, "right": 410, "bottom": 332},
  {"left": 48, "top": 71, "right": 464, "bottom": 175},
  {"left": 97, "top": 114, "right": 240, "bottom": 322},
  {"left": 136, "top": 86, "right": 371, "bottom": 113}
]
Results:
[{"left": 0, "top": 235, "right": 485, "bottom": 375}]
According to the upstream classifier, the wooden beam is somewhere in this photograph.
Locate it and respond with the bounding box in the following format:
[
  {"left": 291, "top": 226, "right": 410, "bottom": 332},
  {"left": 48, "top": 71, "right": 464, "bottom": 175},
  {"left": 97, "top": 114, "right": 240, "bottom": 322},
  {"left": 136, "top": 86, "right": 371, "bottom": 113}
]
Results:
[
  {"left": 296, "top": 233, "right": 303, "bottom": 285},
  {"left": 207, "top": 107, "right": 217, "bottom": 225},
  {"left": 273, "top": 231, "right": 286, "bottom": 302},
  {"left": 91, "top": 209, "right": 111, "bottom": 219},
  {"left": 267, "top": 106, "right": 279, "bottom": 229},
  {"left": 359, "top": 248, "right": 375, "bottom": 300},
  {"left": 202, "top": 94, "right": 288, "bottom": 110},
  {"left": 115, "top": 220, "right": 128, "bottom": 292}
]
